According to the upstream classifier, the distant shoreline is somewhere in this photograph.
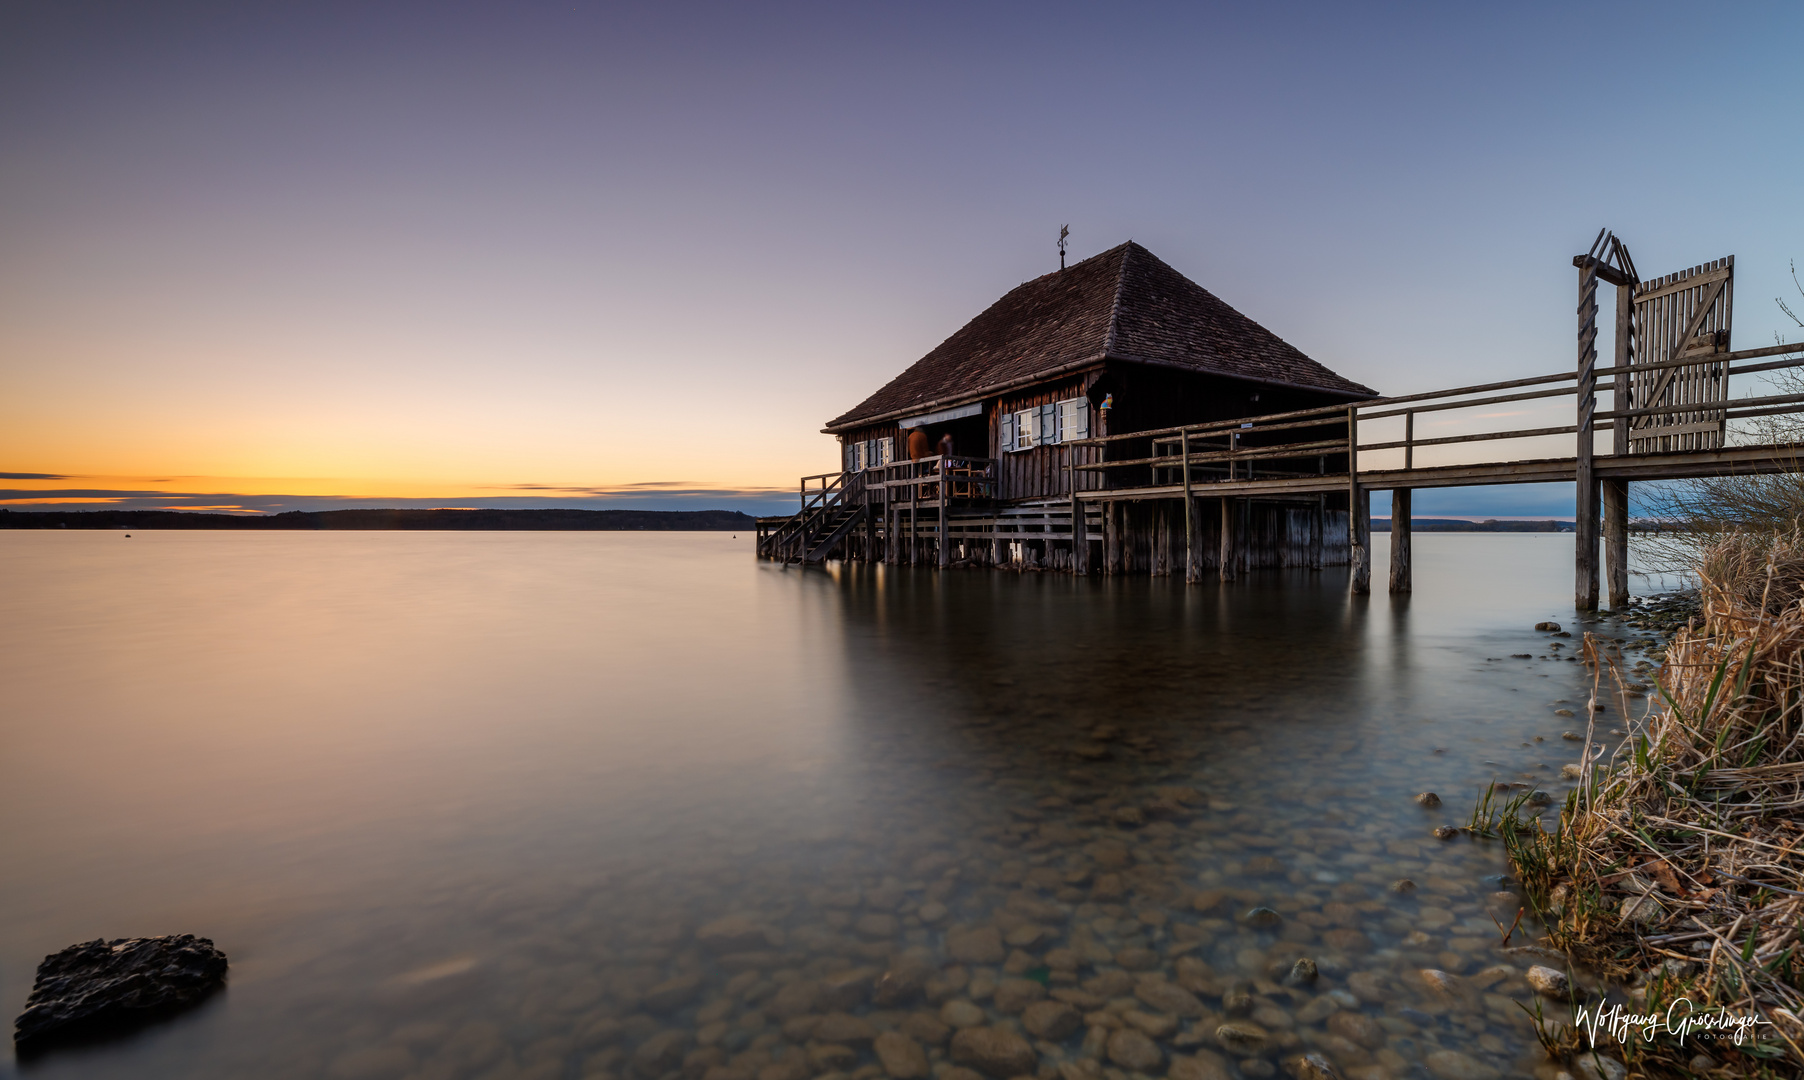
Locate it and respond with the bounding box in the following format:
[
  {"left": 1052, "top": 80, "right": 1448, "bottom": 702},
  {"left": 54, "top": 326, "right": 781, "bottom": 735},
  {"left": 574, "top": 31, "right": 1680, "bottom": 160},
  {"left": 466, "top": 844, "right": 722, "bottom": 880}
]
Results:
[
  {"left": 0, "top": 508, "right": 755, "bottom": 531},
  {"left": 1371, "top": 518, "right": 1574, "bottom": 533}
]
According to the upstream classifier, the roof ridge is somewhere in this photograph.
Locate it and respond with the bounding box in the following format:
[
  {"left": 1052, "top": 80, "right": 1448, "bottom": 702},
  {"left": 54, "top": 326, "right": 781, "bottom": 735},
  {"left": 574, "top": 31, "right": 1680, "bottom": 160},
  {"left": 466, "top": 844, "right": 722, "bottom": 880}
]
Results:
[{"left": 1102, "top": 243, "right": 1131, "bottom": 356}]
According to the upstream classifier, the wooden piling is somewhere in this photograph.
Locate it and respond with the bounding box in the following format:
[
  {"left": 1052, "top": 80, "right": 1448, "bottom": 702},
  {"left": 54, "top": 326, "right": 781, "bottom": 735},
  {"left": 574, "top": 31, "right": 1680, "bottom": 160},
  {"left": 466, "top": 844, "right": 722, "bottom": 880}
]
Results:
[
  {"left": 1151, "top": 502, "right": 1170, "bottom": 577},
  {"left": 1185, "top": 496, "right": 1203, "bottom": 583},
  {"left": 1071, "top": 496, "right": 1089, "bottom": 575},
  {"left": 1575, "top": 258, "right": 1601, "bottom": 610},
  {"left": 1388, "top": 489, "right": 1412, "bottom": 594},
  {"left": 1309, "top": 495, "right": 1325, "bottom": 571},
  {"left": 1350, "top": 487, "right": 1371, "bottom": 595},
  {"left": 1104, "top": 501, "right": 1122, "bottom": 575},
  {"left": 938, "top": 463, "right": 949, "bottom": 569},
  {"left": 1603, "top": 479, "right": 1629, "bottom": 609},
  {"left": 1218, "top": 497, "right": 1236, "bottom": 582}
]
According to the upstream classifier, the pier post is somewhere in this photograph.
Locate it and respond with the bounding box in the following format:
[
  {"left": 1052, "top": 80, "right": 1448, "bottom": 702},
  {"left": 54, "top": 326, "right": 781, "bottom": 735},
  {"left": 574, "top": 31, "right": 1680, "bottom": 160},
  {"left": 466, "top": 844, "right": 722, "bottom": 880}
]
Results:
[
  {"left": 1151, "top": 503, "right": 1171, "bottom": 577},
  {"left": 1071, "top": 496, "right": 1089, "bottom": 575},
  {"left": 908, "top": 486, "right": 918, "bottom": 566},
  {"left": 1604, "top": 479, "right": 1629, "bottom": 609},
  {"left": 1388, "top": 489, "right": 1412, "bottom": 593},
  {"left": 1218, "top": 497, "right": 1236, "bottom": 582},
  {"left": 1096, "top": 504, "right": 1111, "bottom": 580},
  {"left": 1349, "top": 486, "right": 1371, "bottom": 595},
  {"left": 1575, "top": 257, "right": 1601, "bottom": 610},
  {"left": 1605, "top": 268, "right": 1634, "bottom": 611},
  {"left": 1185, "top": 496, "right": 1203, "bottom": 583},
  {"left": 1309, "top": 495, "right": 1324, "bottom": 571},
  {"left": 938, "top": 461, "right": 949, "bottom": 569}
]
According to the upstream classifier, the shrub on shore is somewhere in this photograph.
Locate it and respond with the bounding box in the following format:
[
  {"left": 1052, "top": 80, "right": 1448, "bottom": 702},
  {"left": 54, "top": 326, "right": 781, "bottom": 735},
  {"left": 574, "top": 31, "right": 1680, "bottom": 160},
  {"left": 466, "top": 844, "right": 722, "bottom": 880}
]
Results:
[{"left": 1485, "top": 531, "right": 1804, "bottom": 1074}]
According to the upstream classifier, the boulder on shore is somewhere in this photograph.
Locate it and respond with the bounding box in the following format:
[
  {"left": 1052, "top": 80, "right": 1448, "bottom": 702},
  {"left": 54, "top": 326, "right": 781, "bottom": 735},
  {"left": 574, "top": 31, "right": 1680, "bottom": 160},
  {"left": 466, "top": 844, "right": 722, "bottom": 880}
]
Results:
[{"left": 14, "top": 935, "right": 228, "bottom": 1053}]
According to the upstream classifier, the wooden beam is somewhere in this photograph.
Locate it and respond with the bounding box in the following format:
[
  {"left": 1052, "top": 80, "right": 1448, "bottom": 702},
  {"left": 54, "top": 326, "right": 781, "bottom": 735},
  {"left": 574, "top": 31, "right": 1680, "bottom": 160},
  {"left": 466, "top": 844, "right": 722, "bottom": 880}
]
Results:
[
  {"left": 1604, "top": 479, "right": 1629, "bottom": 610},
  {"left": 1388, "top": 489, "right": 1412, "bottom": 594}
]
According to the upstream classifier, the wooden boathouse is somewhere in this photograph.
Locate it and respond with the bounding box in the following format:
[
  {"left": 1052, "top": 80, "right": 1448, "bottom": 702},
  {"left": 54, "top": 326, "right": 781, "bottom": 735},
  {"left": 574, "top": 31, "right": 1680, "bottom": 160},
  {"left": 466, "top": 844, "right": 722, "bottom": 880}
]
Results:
[
  {"left": 759, "top": 230, "right": 1804, "bottom": 610},
  {"left": 757, "top": 242, "right": 1378, "bottom": 576}
]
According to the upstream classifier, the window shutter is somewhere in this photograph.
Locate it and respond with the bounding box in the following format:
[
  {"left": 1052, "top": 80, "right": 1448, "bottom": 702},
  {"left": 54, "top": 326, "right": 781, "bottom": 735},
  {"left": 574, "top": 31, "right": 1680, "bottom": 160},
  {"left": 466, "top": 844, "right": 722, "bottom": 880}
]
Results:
[
  {"left": 1040, "top": 403, "right": 1058, "bottom": 445},
  {"left": 1000, "top": 412, "right": 1016, "bottom": 453}
]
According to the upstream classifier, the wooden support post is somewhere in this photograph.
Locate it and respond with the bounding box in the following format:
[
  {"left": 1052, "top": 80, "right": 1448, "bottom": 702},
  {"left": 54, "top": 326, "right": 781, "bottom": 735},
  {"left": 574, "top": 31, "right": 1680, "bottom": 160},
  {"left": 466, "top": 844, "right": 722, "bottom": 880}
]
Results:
[
  {"left": 1576, "top": 258, "right": 1601, "bottom": 610},
  {"left": 1071, "top": 495, "right": 1087, "bottom": 575},
  {"left": 1614, "top": 280, "right": 1633, "bottom": 457},
  {"left": 1604, "top": 479, "right": 1629, "bottom": 609},
  {"left": 1179, "top": 429, "right": 1197, "bottom": 583},
  {"left": 1388, "top": 489, "right": 1412, "bottom": 594},
  {"left": 1151, "top": 503, "right": 1170, "bottom": 577},
  {"left": 938, "top": 458, "right": 949, "bottom": 569},
  {"left": 1185, "top": 496, "right": 1203, "bottom": 583},
  {"left": 1605, "top": 275, "right": 1634, "bottom": 610},
  {"left": 908, "top": 484, "right": 918, "bottom": 566},
  {"left": 1309, "top": 495, "right": 1324, "bottom": 571},
  {"left": 1218, "top": 497, "right": 1236, "bottom": 582},
  {"left": 1347, "top": 404, "right": 1370, "bottom": 594},
  {"left": 1096, "top": 504, "right": 1111, "bottom": 580}
]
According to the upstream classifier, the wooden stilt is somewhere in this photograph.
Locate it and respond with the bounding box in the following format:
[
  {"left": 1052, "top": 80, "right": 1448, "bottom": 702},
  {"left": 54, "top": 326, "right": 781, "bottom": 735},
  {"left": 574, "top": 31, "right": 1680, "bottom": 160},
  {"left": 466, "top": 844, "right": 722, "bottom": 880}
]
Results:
[
  {"left": 1309, "top": 495, "right": 1324, "bottom": 571},
  {"left": 1185, "top": 496, "right": 1203, "bottom": 583},
  {"left": 1575, "top": 258, "right": 1600, "bottom": 610},
  {"left": 1096, "top": 504, "right": 1111, "bottom": 573},
  {"left": 1350, "top": 487, "right": 1371, "bottom": 595},
  {"left": 1604, "top": 479, "right": 1629, "bottom": 609},
  {"left": 1072, "top": 496, "right": 1089, "bottom": 575},
  {"left": 938, "top": 461, "right": 949, "bottom": 569},
  {"left": 1151, "top": 502, "right": 1170, "bottom": 577},
  {"left": 1218, "top": 497, "right": 1236, "bottom": 582},
  {"left": 1388, "top": 489, "right": 1412, "bottom": 594}
]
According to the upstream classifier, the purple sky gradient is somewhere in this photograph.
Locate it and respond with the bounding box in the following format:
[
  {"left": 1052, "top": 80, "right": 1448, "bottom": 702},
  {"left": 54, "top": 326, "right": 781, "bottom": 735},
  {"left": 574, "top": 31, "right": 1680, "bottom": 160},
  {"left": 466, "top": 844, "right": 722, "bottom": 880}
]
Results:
[{"left": 3, "top": 2, "right": 1800, "bottom": 515}]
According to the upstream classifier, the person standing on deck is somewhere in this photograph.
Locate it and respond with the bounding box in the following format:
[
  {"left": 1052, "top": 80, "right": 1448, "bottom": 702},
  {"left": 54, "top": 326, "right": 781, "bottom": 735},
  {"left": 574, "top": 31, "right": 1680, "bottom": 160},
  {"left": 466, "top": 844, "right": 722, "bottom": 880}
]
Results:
[
  {"left": 937, "top": 432, "right": 955, "bottom": 462},
  {"left": 907, "top": 428, "right": 932, "bottom": 461}
]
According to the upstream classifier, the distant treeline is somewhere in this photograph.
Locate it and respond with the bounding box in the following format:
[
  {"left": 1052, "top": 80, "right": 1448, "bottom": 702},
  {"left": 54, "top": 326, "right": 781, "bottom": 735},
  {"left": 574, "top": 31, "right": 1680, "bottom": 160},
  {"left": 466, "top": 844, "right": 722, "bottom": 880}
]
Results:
[
  {"left": 1371, "top": 518, "right": 1573, "bottom": 533},
  {"left": 0, "top": 508, "right": 756, "bottom": 531}
]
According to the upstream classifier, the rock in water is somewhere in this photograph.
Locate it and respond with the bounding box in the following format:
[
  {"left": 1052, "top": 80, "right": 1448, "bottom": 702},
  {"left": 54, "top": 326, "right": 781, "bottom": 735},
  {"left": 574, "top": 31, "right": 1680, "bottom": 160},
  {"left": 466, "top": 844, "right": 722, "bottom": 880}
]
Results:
[
  {"left": 1525, "top": 965, "right": 1570, "bottom": 996},
  {"left": 14, "top": 935, "right": 227, "bottom": 1052}
]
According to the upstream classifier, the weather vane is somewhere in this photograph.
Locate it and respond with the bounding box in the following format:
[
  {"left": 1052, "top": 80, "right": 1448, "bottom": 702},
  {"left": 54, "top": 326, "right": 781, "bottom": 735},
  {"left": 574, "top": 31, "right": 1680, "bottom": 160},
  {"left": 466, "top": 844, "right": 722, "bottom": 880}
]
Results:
[{"left": 1058, "top": 225, "right": 1069, "bottom": 271}]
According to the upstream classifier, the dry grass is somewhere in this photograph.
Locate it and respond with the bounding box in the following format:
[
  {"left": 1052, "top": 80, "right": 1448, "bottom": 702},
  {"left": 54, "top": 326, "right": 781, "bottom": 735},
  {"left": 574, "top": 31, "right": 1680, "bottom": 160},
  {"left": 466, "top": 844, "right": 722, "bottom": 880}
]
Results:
[{"left": 1490, "top": 531, "right": 1804, "bottom": 1074}]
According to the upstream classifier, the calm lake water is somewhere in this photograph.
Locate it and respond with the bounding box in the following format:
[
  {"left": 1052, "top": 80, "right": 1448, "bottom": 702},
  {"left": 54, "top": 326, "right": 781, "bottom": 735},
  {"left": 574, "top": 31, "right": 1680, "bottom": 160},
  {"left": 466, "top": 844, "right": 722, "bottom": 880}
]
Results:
[{"left": 0, "top": 532, "right": 1648, "bottom": 1080}]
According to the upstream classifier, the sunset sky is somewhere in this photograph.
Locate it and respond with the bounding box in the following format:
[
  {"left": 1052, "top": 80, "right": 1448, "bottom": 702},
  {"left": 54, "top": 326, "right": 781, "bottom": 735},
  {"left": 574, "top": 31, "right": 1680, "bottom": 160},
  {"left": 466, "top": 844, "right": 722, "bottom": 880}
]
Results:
[{"left": 3, "top": 2, "right": 1801, "bottom": 516}]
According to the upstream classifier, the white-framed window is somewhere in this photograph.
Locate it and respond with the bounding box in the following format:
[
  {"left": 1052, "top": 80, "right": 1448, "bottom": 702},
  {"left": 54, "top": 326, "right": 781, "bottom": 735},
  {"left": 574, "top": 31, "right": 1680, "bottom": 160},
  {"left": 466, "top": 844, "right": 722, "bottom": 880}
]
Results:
[
  {"left": 1003, "top": 398, "right": 1089, "bottom": 452},
  {"left": 847, "top": 437, "right": 894, "bottom": 472}
]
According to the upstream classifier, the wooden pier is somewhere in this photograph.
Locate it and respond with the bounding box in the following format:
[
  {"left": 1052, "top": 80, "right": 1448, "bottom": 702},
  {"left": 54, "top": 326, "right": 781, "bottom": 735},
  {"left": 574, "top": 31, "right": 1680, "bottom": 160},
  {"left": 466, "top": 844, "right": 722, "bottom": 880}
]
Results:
[{"left": 758, "top": 235, "right": 1803, "bottom": 609}]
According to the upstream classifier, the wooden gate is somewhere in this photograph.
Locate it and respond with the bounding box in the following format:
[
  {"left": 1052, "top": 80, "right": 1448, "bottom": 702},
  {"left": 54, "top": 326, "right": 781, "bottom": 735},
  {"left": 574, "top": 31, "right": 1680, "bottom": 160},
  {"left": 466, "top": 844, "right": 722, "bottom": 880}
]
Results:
[{"left": 1627, "top": 256, "right": 1734, "bottom": 453}]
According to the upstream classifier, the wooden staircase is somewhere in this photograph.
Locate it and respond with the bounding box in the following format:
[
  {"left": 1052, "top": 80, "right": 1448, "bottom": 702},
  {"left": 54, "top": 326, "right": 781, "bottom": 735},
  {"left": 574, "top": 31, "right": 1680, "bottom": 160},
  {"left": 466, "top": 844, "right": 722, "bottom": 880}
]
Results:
[{"left": 757, "top": 471, "right": 869, "bottom": 564}]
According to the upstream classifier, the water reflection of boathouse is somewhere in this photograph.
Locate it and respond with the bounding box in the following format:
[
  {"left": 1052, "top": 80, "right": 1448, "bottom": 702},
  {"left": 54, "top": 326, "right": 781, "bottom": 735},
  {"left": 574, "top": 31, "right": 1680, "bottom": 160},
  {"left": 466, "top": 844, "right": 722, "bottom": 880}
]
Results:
[{"left": 757, "top": 242, "right": 1378, "bottom": 577}]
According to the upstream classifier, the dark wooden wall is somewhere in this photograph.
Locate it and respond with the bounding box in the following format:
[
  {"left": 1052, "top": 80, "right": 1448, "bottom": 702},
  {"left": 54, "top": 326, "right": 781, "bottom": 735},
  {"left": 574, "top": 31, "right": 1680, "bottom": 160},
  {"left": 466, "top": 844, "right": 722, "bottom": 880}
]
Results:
[{"left": 990, "top": 375, "right": 1106, "bottom": 501}]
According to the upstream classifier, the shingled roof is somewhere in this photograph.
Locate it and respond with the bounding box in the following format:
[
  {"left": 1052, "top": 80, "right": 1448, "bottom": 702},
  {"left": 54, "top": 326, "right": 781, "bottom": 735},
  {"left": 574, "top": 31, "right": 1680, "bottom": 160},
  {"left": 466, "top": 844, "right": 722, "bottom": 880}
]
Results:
[{"left": 824, "top": 242, "right": 1376, "bottom": 432}]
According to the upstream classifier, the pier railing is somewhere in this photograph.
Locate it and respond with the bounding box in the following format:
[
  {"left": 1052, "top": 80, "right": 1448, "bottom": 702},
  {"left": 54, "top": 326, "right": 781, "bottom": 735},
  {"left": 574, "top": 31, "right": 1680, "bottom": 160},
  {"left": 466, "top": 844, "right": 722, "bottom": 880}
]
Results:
[
  {"left": 1071, "top": 340, "right": 1804, "bottom": 487},
  {"left": 864, "top": 456, "right": 998, "bottom": 504}
]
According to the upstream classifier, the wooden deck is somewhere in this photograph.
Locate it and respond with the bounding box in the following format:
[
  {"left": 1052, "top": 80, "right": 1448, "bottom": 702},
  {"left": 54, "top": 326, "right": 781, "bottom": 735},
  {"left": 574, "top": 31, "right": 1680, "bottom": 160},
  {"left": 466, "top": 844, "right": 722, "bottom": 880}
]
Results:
[{"left": 762, "top": 244, "right": 1804, "bottom": 610}]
